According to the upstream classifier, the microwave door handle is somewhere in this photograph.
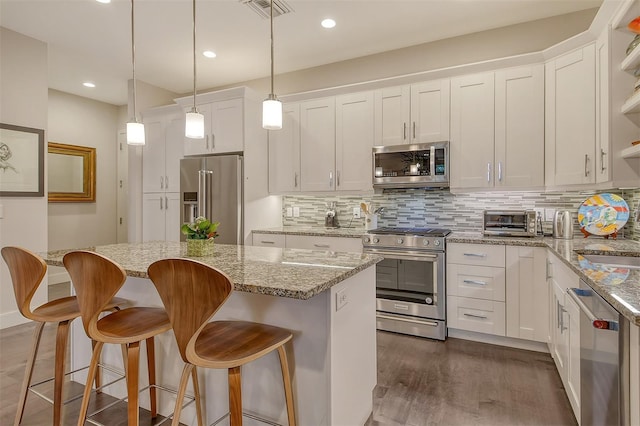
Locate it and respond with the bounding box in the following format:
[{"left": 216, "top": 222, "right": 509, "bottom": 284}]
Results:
[{"left": 430, "top": 146, "right": 435, "bottom": 177}]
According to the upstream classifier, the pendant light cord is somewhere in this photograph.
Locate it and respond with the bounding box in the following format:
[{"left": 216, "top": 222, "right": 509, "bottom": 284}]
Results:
[
  {"left": 192, "top": 0, "right": 197, "bottom": 110},
  {"left": 131, "top": 0, "right": 137, "bottom": 122},
  {"left": 270, "top": 0, "right": 274, "bottom": 97}
]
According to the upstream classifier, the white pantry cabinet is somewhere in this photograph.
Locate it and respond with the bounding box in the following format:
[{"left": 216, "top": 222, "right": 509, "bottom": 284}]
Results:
[
  {"left": 183, "top": 98, "right": 244, "bottom": 156},
  {"left": 505, "top": 246, "right": 547, "bottom": 342},
  {"left": 451, "top": 65, "right": 544, "bottom": 190},
  {"left": 142, "top": 192, "right": 180, "bottom": 242},
  {"left": 545, "top": 43, "right": 596, "bottom": 186},
  {"left": 141, "top": 105, "right": 184, "bottom": 194},
  {"left": 373, "top": 79, "right": 450, "bottom": 146},
  {"left": 268, "top": 103, "right": 301, "bottom": 194}
]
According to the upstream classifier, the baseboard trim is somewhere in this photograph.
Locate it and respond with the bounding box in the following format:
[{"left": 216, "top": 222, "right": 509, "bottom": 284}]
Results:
[
  {"left": 0, "top": 311, "right": 30, "bottom": 330},
  {"left": 448, "top": 328, "right": 550, "bottom": 353}
]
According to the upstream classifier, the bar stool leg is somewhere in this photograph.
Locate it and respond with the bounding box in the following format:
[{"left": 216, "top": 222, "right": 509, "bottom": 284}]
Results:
[
  {"left": 91, "top": 340, "right": 102, "bottom": 394},
  {"left": 191, "top": 366, "right": 204, "bottom": 426},
  {"left": 277, "top": 345, "right": 296, "bottom": 426},
  {"left": 53, "top": 320, "right": 71, "bottom": 426},
  {"left": 145, "top": 337, "right": 157, "bottom": 418},
  {"left": 14, "top": 322, "right": 45, "bottom": 426},
  {"left": 126, "top": 341, "right": 141, "bottom": 426},
  {"left": 77, "top": 341, "right": 104, "bottom": 426},
  {"left": 228, "top": 366, "right": 242, "bottom": 426},
  {"left": 171, "top": 364, "right": 194, "bottom": 426}
]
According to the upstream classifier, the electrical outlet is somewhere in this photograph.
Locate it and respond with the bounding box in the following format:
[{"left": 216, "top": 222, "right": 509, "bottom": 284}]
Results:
[
  {"left": 286, "top": 207, "right": 293, "bottom": 217},
  {"left": 293, "top": 206, "right": 300, "bottom": 217},
  {"left": 545, "top": 208, "right": 556, "bottom": 222},
  {"left": 353, "top": 207, "right": 361, "bottom": 219},
  {"left": 336, "top": 288, "right": 348, "bottom": 311}
]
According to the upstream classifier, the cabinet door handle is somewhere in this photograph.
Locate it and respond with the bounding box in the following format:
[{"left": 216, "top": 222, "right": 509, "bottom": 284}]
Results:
[
  {"left": 584, "top": 154, "right": 590, "bottom": 177},
  {"left": 314, "top": 244, "right": 331, "bottom": 248},
  {"left": 165, "top": 175, "right": 169, "bottom": 189},
  {"left": 160, "top": 176, "right": 164, "bottom": 189},
  {"left": 463, "top": 313, "right": 488, "bottom": 320},
  {"left": 463, "top": 253, "right": 486, "bottom": 258},
  {"left": 336, "top": 170, "right": 340, "bottom": 187},
  {"left": 329, "top": 171, "right": 334, "bottom": 188},
  {"left": 294, "top": 172, "right": 298, "bottom": 188},
  {"left": 487, "top": 163, "right": 491, "bottom": 183},
  {"left": 403, "top": 123, "right": 407, "bottom": 140},
  {"left": 165, "top": 196, "right": 168, "bottom": 209},
  {"left": 463, "top": 279, "right": 487, "bottom": 286},
  {"left": 498, "top": 162, "right": 502, "bottom": 182},
  {"left": 412, "top": 122, "right": 416, "bottom": 140},
  {"left": 546, "top": 259, "right": 551, "bottom": 280},
  {"left": 205, "top": 134, "right": 209, "bottom": 150},
  {"left": 261, "top": 240, "right": 275, "bottom": 244},
  {"left": 160, "top": 196, "right": 163, "bottom": 210},
  {"left": 600, "top": 149, "right": 607, "bottom": 173}
]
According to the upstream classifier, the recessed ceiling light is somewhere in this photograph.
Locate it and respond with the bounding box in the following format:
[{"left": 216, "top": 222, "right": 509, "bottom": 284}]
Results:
[
  {"left": 321, "top": 18, "right": 336, "bottom": 29},
  {"left": 83, "top": 82, "right": 96, "bottom": 88},
  {"left": 203, "top": 50, "right": 217, "bottom": 58},
  {"left": 95, "top": 0, "right": 111, "bottom": 4}
]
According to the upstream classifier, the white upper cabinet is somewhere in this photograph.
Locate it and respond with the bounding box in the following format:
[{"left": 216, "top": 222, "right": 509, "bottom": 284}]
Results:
[
  {"left": 596, "top": 29, "right": 611, "bottom": 184},
  {"left": 374, "top": 79, "right": 450, "bottom": 146},
  {"left": 184, "top": 98, "right": 244, "bottom": 156},
  {"left": 268, "top": 103, "right": 301, "bottom": 194},
  {"left": 335, "top": 92, "right": 374, "bottom": 191},
  {"left": 545, "top": 43, "right": 596, "bottom": 186},
  {"left": 300, "top": 98, "right": 336, "bottom": 191},
  {"left": 142, "top": 106, "right": 184, "bottom": 194},
  {"left": 494, "top": 64, "right": 545, "bottom": 188},
  {"left": 450, "top": 72, "right": 495, "bottom": 189}
]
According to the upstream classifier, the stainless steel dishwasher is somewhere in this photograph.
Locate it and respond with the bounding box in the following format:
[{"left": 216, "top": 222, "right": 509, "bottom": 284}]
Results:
[{"left": 568, "top": 280, "right": 630, "bottom": 426}]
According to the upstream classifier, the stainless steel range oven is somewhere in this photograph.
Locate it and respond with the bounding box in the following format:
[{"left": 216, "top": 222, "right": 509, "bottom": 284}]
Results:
[{"left": 362, "top": 227, "right": 450, "bottom": 340}]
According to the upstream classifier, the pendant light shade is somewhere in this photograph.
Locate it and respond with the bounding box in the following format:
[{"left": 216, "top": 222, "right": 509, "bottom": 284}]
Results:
[
  {"left": 262, "top": 0, "right": 282, "bottom": 130},
  {"left": 126, "top": 0, "right": 145, "bottom": 145},
  {"left": 186, "top": 0, "right": 205, "bottom": 139}
]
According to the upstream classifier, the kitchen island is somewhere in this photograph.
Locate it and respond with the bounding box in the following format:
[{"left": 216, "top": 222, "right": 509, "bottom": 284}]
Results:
[{"left": 41, "top": 241, "right": 382, "bottom": 426}]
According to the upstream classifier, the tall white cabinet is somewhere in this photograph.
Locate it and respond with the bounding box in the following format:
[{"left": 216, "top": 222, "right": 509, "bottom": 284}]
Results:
[
  {"left": 300, "top": 98, "right": 336, "bottom": 191},
  {"left": 141, "top": 105, "right": 184, "bottom": 242},
  {"left": 268, "top": 103, "right": 301, "bottom": 194},
  {"left": 545, "top": 43, "right": 597, "bottom": 186}
]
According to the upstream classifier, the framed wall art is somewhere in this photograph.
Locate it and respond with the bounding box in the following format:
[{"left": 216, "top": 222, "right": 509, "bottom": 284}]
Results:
[{"left": 0, "top": 123, "right": 45, "bottom": 197}]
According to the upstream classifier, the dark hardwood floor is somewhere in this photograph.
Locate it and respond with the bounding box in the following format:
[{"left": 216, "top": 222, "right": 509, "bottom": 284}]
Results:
[{"left": 1, "top": 283, "right": 576, "bottom": 425}]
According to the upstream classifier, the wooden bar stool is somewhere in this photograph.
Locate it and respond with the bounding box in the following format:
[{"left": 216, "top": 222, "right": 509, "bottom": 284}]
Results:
[
  {"left": 63, "top": 250, "right": 171, "bottom": 426},
  {"left": 147, "top": 258, "right": 296, "bottom": 426},
  {"left": 1, "top": 246, "right": 127, "bottom": 426}
]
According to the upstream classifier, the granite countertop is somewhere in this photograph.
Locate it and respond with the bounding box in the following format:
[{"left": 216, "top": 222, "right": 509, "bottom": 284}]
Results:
[
  {"left": 41, "top": 241, "right": 382, "bottom": 300},
  {"left": 448, "top": 232, "right": 640, "bottom": 326},
  {"left": 252, "top": 226, "right": 366, "bottom": 238}
]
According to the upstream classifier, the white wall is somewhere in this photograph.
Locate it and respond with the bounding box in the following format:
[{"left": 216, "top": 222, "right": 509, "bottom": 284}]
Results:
[{"left": 0, "top": 28, "right": 49, "bottom": 328}]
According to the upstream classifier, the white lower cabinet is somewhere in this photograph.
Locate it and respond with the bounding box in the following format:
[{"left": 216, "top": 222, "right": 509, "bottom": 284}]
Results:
[
  {"left": 251, "top": 232, "right": 363, "bottom": 253},
  {"left": 447, "top": 296, "right": 506, "bottom": 335},
  {"left": 142, "top": 192, "right": 180, "bottom": 242},
  {"left": 251, "top": 232, "right": 285, "bottom": 248},
  {"left": 547, "top": 252, "right": 581, "bottom": 423}
]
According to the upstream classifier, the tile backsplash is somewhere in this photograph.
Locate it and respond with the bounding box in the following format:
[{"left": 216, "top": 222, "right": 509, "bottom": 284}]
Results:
[{"left": 282, "top": 188, "right": 640, "bottom": 241}]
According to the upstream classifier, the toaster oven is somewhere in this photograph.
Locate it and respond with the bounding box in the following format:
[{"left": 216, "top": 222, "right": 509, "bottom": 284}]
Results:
[{"left": 483, "top": 210, "right": 538, "bottom": 237}]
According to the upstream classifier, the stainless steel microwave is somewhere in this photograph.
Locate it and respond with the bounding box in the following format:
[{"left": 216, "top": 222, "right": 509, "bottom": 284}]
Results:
[
  {"left": 483, "top": 210, "right": 538, "bottom": 237},
  {"left": 372, "top": 142, "right": 449, "bottom": 189}
]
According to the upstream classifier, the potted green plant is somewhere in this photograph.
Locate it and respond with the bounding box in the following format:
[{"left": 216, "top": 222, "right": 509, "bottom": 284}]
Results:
[{"left": 181, "top": 216, "right": 219, "bottom": 256}]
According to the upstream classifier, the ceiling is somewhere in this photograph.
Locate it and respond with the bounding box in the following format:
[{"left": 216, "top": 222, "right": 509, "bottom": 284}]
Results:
[{"left": 1, "top": 0, "right": 603, "bottom": 106}]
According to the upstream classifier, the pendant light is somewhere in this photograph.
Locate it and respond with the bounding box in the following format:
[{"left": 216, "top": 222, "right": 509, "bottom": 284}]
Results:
[
  {"left": 185, "top": 0, "right": 204, "bottom": 139},
  {"left": 262, "top": 0, "right": 282, "bottom": 130},
  {"left": 126, "top": 0, "right": 145, "bottom": 145}
]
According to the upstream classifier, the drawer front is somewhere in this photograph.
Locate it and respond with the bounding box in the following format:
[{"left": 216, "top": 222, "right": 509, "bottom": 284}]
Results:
[
  {"left": 447, "top": 243, "right": 505, "bottom": 267},
  {"left": 447, "top": 264, "right": 505, "bottom": 302},
  {"left": 252, "top": 233, "right": 285, "bottom": 248},
  {"left": 447, "top": 295, "right": 506, "bottom": 336},
  {"left": 285, "top": 235, "right": 363, "bottom": 253},
  {"left": 548, "top": 253, "right": 579, "bottom": 292}
]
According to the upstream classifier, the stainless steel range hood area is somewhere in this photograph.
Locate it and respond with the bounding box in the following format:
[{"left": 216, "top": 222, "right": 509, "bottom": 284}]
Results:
[{"left": 372, "top": 142, "right": 449, "bottom": 190}]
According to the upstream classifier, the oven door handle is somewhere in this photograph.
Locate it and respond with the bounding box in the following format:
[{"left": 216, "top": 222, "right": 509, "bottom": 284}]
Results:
[
  {"left": 365, "top": 250, "right": 439, "bottom": 262},
  {"left": 377, "top": 313, "right": 440, "bottom": 327}
]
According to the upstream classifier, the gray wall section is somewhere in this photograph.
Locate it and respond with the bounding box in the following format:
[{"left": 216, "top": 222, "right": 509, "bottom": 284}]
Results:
[{"left": 283, "top": 188, "right": 640, "bottom": 241}]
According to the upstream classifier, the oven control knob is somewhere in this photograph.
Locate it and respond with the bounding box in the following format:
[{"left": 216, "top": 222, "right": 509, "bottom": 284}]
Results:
[
  {"left": 363, "top": 237, "right": 370, "bottom": 243},
  {"left": 423, "top": 240, "right": 430, "bottom": 246},
  {"left": 425, "top": 297, "right": 433, "bottom": 305},
  {"left": 397, "top": 238, "right": 404, "bottom": 245},
  {"left": 373, "top": 238, "right": 379, "bottom": 244},
  {"left": 434, "top": 240, "right": 441, "bottom": 246}
]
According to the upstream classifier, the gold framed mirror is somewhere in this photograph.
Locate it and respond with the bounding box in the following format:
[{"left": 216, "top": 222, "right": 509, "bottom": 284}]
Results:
[{"left": 48, "top": 142, "right": 96, "bottom": 202}]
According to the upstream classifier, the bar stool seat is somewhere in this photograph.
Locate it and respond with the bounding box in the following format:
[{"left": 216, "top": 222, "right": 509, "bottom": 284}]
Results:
[
  {"left": 148, "top": 258, "right": 296, "bottom": 426},
  {"left": 63, "top": 250, "right": 171, "bottom": 426},
  {"left": 1, "top": 246, "right": 126, "bottom": 426}
]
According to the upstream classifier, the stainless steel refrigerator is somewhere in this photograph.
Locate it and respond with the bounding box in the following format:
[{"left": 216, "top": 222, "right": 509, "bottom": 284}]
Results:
[{"left": 180, "top": 155, "right": 243, "bottom": 245}]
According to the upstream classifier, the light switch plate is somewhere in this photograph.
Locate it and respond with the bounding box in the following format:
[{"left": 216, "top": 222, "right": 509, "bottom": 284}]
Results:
[
  {"left": 286, "top": 207, "right": 293, "bottom": 217},
  {"left": 293, "top": 206, "right": 300, "bottom": 217},
  {"left": 545, "top": 208, "right": 556, "bottom": 222}
]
